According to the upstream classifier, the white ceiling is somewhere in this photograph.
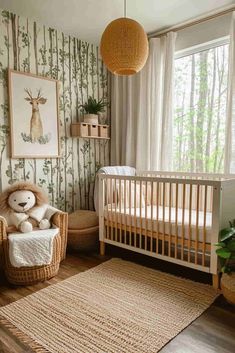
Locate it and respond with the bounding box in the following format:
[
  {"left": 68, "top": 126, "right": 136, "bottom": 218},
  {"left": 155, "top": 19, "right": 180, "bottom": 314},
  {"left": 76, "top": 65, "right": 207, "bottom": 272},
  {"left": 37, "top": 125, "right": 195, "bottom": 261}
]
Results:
[{"left": 0, "top": 0, "right": 234, "bottom": 44}]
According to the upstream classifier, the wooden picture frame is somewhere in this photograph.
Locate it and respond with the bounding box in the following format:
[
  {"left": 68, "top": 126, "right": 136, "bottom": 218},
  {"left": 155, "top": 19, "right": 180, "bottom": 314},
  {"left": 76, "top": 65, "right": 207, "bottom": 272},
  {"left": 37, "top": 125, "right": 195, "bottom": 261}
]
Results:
[{"left": 8, "top": 69, "right": 60, "bottom": 158}]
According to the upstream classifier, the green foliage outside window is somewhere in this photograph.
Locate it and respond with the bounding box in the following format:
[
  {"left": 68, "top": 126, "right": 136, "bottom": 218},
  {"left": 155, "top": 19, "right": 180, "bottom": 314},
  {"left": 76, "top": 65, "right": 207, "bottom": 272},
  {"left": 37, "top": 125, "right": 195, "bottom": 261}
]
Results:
[{"left": 174, "top": 43, "right": 229, "bottom": 173}]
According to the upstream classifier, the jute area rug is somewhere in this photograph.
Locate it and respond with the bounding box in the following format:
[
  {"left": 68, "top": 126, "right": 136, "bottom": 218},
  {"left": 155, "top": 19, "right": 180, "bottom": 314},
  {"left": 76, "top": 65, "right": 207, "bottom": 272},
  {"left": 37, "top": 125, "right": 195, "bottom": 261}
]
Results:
[{"left": 0, "top": 259, "right": 217, "bottom": 353}]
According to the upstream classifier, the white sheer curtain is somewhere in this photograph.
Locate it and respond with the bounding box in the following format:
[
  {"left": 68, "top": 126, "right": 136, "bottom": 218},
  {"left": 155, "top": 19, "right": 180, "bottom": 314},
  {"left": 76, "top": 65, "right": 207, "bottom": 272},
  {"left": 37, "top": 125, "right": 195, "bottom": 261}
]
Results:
[
  {"left": 111, "top": 32, "right": 177, "bottom": 171},
  {"left": 225, "top": 11, "right": 235, "bottom": 173}
]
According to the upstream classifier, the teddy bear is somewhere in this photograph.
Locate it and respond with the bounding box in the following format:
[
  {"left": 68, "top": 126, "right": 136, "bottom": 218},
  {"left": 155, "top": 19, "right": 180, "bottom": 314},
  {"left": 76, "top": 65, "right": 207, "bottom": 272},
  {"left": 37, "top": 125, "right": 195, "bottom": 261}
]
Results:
[{"left": 0, "top": 182, "right": 57, "bottom": 233}]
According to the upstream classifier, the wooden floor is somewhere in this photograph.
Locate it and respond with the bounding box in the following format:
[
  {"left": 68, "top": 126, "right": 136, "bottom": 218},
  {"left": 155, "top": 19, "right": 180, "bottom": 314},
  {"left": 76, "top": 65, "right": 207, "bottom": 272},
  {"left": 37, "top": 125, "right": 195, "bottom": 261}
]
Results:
[{"left": 0, "top": 246, "right": 235, "bottom": 353}]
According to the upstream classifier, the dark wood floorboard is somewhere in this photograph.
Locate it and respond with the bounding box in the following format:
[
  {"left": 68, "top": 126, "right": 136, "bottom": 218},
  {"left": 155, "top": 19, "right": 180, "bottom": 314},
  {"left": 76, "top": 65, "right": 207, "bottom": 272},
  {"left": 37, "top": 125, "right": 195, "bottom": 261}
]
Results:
[{"left": 0, "top": 246, "right": 234, "bottom": 353}]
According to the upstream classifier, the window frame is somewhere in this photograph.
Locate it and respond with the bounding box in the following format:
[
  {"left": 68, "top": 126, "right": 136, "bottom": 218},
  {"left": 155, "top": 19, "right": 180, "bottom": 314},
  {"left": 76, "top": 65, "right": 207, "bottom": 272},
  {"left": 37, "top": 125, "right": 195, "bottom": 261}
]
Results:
[{"left": 175, "top": 36, "right": 230, "bottom": 60}]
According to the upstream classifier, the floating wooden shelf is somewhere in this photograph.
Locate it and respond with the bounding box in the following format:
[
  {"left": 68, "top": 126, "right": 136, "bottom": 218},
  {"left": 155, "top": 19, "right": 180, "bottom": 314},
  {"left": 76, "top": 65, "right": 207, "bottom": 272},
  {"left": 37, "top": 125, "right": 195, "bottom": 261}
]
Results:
[
  {"left": 71, "top": 123, "right": 110, "bottom": 140},
  {"left": 76, "top": 135, "right": 110, "bottom": 140}
]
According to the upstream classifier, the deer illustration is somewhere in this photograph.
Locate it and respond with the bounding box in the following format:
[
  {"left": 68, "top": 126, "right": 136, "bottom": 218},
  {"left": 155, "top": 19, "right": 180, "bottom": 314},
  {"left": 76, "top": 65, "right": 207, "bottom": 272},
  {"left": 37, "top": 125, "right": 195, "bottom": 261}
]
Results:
[{"left": 24, "top": 88, "right": 47, "bottom": 142}]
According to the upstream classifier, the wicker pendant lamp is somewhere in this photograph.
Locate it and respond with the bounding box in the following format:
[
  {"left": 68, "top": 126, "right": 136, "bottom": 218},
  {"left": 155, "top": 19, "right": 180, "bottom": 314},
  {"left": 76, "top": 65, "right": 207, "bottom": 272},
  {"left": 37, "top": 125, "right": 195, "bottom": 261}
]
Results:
[{"left": 100, "top": 0, "right": 149, "bottom": 76}]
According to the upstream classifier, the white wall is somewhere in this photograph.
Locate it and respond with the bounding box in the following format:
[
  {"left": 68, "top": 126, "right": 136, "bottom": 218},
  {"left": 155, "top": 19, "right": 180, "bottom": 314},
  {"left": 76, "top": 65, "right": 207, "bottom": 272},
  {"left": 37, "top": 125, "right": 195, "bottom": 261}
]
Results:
[{"left": 176, "top": 13, "right": 231, "bottom": 51}]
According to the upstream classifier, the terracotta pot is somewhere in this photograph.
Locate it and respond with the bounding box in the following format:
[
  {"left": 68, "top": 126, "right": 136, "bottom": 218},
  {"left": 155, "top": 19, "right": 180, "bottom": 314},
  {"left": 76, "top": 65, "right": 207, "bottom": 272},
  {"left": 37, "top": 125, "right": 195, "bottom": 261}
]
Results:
[
  {"left": 84, "top": 114, "right": 98, "bottom": 124},
  {"left": 221, "top": 272, "right": 235, "bottom": 305}
]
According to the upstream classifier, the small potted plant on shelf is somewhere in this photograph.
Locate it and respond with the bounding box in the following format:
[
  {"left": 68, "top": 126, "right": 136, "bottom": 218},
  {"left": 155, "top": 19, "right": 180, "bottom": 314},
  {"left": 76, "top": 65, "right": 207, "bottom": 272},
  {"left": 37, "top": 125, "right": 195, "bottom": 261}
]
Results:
[
  {"left": 215, "top": 219, "right": 235, "bottom": 305},
  {"left": 80, "top": 96, "right": 107, "bottom": 124}
]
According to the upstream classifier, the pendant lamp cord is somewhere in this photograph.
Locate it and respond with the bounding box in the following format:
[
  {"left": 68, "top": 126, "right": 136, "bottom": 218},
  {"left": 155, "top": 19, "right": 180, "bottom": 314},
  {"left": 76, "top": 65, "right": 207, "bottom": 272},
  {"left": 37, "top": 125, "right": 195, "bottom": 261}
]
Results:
[{"left": 124, "top": 0, "right": 127, "bottom": 17}]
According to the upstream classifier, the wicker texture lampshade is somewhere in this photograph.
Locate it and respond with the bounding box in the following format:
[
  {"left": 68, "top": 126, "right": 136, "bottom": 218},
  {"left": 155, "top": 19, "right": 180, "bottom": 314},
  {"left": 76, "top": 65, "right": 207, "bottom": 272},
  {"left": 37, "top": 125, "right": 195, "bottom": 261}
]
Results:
[{"left": 100, "top": 18, "right": 149, "bottom": 75}]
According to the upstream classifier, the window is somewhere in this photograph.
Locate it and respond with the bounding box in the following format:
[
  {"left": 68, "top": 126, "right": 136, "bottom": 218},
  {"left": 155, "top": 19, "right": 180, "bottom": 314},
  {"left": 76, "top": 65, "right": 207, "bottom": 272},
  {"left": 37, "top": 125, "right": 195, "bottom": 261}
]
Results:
[{"left": 173, "top": 39, "right": 229, "bottom": 173}]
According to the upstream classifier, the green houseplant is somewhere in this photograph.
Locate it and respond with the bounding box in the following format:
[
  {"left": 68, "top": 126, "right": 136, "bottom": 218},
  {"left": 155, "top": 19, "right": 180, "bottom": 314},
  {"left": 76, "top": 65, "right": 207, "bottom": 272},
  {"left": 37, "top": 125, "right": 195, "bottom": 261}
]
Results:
[
  {"left": 80, "top": 96, "right": 107, "bottom": 124},
  {"left": 215, "top": 220, "right": 235, "bottom": 304}
]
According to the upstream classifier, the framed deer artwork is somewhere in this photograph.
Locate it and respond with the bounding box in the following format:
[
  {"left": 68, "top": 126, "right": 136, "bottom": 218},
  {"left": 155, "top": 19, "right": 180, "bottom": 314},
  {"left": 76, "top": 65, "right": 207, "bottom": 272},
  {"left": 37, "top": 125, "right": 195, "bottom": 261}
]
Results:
[{"left": 8, "top": 69, "right": 60, "bottom": 158}]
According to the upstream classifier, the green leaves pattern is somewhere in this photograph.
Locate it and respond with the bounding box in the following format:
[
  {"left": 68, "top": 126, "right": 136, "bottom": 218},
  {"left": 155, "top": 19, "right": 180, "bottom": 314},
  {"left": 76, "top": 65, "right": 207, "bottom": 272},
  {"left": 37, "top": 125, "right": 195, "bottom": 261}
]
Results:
[{"left": 0, "top": 9, "right": 110, "bottom": 212}]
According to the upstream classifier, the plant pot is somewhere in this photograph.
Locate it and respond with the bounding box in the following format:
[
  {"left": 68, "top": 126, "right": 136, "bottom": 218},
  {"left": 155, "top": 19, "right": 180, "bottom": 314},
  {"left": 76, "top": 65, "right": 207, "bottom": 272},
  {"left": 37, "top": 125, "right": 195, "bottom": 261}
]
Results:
[
  {"left": 221, "top": 272, "right": 235, "bottom": 305},
  {"left": 84, "top": 114, "right": 98, "bottom": 124}
]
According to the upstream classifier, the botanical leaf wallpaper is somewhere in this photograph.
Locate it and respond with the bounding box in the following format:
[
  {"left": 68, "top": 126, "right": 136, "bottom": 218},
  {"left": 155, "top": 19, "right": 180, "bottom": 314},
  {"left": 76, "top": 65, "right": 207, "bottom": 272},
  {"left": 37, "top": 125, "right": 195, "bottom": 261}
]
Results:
[{"left": 0, "top": 9, "right": 110, "bottom": 212}]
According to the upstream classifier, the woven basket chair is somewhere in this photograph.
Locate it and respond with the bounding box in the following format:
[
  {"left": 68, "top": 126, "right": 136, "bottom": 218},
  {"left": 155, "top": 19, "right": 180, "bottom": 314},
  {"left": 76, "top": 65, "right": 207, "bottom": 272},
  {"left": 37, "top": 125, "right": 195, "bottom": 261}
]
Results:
[{"left": 0, "top": 212, "right": 68, "bottom": 285}]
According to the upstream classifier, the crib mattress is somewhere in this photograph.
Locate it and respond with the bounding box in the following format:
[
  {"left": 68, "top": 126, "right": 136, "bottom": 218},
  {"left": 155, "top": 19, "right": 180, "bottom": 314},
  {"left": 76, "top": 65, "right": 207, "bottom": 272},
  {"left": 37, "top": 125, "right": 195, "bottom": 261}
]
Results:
[{"left": 104, "top": 205, "right": 213, "bottom": 243}]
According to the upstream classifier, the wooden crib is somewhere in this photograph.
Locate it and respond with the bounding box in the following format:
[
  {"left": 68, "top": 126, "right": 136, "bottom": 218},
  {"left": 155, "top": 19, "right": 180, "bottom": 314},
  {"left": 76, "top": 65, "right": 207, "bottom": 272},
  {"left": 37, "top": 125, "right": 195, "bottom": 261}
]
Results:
[{"left": 98, "top": 171, "right": 235, "bottom": 288}]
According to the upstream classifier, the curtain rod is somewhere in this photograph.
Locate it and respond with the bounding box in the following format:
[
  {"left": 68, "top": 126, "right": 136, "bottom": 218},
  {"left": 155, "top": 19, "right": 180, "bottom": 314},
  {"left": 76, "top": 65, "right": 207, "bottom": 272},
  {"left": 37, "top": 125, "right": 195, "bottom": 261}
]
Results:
[{"left": 148, "top": 5, "right": 235, "bottom": 38}]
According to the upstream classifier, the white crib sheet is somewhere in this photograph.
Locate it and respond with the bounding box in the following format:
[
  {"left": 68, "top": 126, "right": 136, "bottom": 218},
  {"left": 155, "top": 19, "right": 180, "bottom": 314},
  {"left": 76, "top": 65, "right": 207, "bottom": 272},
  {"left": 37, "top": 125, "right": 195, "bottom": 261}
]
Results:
[{"left": 104, "top": 205, "right": 213, "bottom": 243}]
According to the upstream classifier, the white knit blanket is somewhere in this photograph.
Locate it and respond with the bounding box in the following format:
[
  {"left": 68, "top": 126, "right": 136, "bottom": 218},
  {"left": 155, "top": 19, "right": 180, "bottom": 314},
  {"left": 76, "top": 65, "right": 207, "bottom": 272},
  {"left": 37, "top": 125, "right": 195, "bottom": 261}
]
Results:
[
  {"left": 94, "top": 166, "right": 136, "bottom": 213},
  {"left": 8, "top": 227, "right": 59, "bottom": 268}
]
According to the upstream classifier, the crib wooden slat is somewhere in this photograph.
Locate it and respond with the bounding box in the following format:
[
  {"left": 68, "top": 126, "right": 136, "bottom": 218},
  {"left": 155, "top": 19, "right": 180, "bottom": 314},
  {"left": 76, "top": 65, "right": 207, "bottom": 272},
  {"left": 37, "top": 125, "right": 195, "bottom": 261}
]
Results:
[
  {"left": 181, "top": 183, "right": 186, "bottom": 260},
  {"left": 134, "top": 180, "right": 137, "bottom": 247},
  {"left": 119, "top": 177, "right": 122, "bottom": 243},
  {"left": 106, "top": 179, "right": 110, "bottom": 240},
  {"left": 145, "top": 180, "right": 148, "bottom": 251},
  {"left": 124, "top": 179, "right": 127, "bottom": 245},
  {"left": 110, "top": 177, "right": 114, "bottom": 241},
  {"left": 115, "top": 178, "right": 118, "bottom": 242},
  {"left": 202, "top": 185, "right": 207, "bottom": 266},
  {"left": 175, "top": 183, "right": 179, "bottom": 259},
  {"left": 195, "top": 184, "right": 200, "bottom": 265},
  {"left": 156, "top": 181, "right": 159, "bottom": 254},
  {"left": 168, "top": 182, "right": 172, "bottom": 257},
  {"left": 162, "top": 182, "right": 166, "bottom": 255},
  {"left": 188, "top": 184, "right": 192, "bottom": 263},
  {"left": 150, "top": 181, "right": 153, "bottom": 252},
  {"left": 129, "top": 179, "right": 132, "bottom": 246},
  {"left": 140, "top": 180, "right": 143, "bottom": 249}
]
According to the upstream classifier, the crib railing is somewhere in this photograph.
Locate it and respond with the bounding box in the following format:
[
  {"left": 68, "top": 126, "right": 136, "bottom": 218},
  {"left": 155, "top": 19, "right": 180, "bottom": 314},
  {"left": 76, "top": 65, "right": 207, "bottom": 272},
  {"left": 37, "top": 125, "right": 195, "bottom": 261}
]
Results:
[
  {"left": 99, "top": 174, "right": 222, "bottom": 274},
  {"left": 138, "top": 170, "right": 234, "bottom": 179}
]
